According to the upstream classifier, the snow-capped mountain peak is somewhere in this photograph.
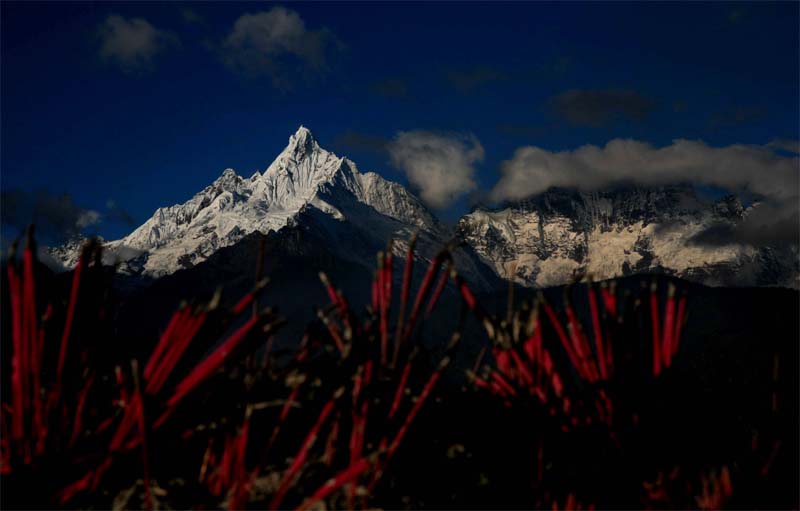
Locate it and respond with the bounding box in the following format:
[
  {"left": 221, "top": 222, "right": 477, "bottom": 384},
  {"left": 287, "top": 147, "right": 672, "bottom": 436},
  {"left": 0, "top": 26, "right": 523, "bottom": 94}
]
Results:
[
  {"left": 70, "top": 126, "right": 443, "bottom": 278},
  {"left": 285, "top": 125, "right": 317, "bottom": 155},
  {"left": 50, "top": 127, "right": 797, "bottom": 289},
  {"left": 458, "top": 185, "right": 798, "bottom": 288}
]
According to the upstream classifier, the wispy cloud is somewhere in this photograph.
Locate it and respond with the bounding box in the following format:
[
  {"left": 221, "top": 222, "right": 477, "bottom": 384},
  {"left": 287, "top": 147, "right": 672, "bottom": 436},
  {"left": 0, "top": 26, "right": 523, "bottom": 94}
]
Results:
[
  {"left": 491, "top": 139, "right": 797, "bottom": 202},
  {"left": 0, "top": 191, "right": 138, "bottom": 246},
  {"left": 549, "top": 89, "right": 656, "bottom": 127},
  {"left": 388, "top": 131, "right": 484, "bottom": 209},
  {"left": 690, "top": 197, "right": 799, "bottom": 248},
  {"left": 490, "top": 139, "right": 799, "bottom": 246},
  {"left": 98, "top": 14, "right": 179, "bottom": 73},
  {"left": 221, "top": 7, "right": 342, "bottom": 89},
  {"left": 1, "top": 190, "right": 102, "bottom": 244}
]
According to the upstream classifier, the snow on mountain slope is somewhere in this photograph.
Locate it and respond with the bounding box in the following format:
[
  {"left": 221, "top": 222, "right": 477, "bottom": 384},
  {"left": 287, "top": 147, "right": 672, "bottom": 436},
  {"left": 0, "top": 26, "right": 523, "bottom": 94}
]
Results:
[
  {"left": 56, "top": 127, "right": 450, "bottom": 279},
  {"left": 458, "top": 186, "right": 799, "bottom": 288},
  {"left": 52, "top": 128, "right": 796, "bottom": 290}
]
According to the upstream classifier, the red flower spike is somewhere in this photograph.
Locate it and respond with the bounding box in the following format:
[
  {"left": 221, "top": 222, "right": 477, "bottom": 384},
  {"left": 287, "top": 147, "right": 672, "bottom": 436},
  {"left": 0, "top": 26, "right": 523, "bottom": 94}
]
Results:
[
  {"left": 565, "top": 304, "right": 597, "bottom": 382},
  {"left": 672, "top": 295, "right": 686, "bottom": 356},
  {"left": 90, "top": 456, "right": 113, "bottom": 492},
  {"left": 662, "top": 284, "right": 676, "bottom": 368},
  {"left": 600, "top": 281, "right": 617, "bottom": 317},
  {"left": 490, "top": 370, "right": 518, "bottom": 397},
  {"left": 21, "top": 247, "right": 37, "bottom": 457},
  {"left": 319, "top": 271, "right": 338, "bottom": 304},
  {"left": 280, "top": 385, "right": 301, "bottom": 423},
  {"left": 268, "top": 389, "right": 342, "bottom": 510},
  {"left": 542, "top": 300, "right": 584, "bottom": 380},
  {"left": 389, "top": 358, "right": 413, "bottom": 420},
  {"left": 58, "top": 470, "right": 93, "bottom": 505},
  {"left": 378, "top": 254, "right": 390, "bottom": 365},
  {"left": 166, "top": 314, "right": 261, "bottom": 410},
  {"left": 393, "top": 233, "right": 417, "bottom": 367},
  {"left": 383, "top": 244, "right": 393, "bottom": 311},
  {"left": 588, "top": 286, "right": 608, "bottom": 380},
  {"left": 371, "top": 271, "right": 379, "bottom": 314},
  {"left": 147, "top": 310, "right": 208, "bottom": 396},
  {"left": 323, "top": 412, "right": 340, "bottom": 466},
  {"left": 404, "top": 251, "right": 446, "bottom": 341},
  {"left": 68, "top": 375, "right": 95, "bottom": 447},
  {"left": 316, "top": 309, "right": 345, "bottom": 354},
  {"left": 509, "top": 349, "right": 534, "bottom": 390},
  {"left": 372, "top": 357, "right": 449, "bottom": 491},
  {"left": 649, "top": 283, "right": 661, "bottom": 377},
  {"left": 296, "top": 457, "right": 372, "bottom": 511},
  {"left": 425, "top": 262, "right": 450, "bottom": 318},
  {"left": 494, "top": 348, "right": 512, "bottom": 377},
  {"left": 56, "top": 256, "right": 86, "bottom": 382},
  {"left": 144, "top": 306, "right": 185, "bottom": 380},
  {"left": 6, "top": 262, "right": 24, "bottom": 444}
]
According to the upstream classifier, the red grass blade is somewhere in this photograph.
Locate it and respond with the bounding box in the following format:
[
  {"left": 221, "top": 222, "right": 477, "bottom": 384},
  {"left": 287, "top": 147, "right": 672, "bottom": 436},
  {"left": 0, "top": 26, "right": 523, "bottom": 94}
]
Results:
[
  {"left": 542, "top": 299, "right": 584, "bottom": 379},
  {"left": 392, "top": 233, "right": 417, "bottom": 367},
  {"left": 389, "top": 357, "right": 414, "bottom": 420},
  {"left": 68, "top": 374, "right": 95, "bottom": 447},
  {"left": 650, "top": 283, "right": 661, "bottom": 377},
  {"left": 6, "top": 261, "right": 25, "bottom": 444},
  {"left": 425, "top": 261, "right": 450, "bottom": 318},
  {"left": 661, "top": 284, "right": 676, "bottom": 368},
  {"left": 403, "top": 251, "right": 447, "bottom": 342},
  {"left": 371, "top": 357, "right": 449, "bottom": 491},
  {"left": 166, "top": 314, "right": 262, "bottom": 410},
  {"left": 296, "top": 457, "right": 372, "bottom": 511},
  {"left": 143, "top": 306, "right": 188, "bottom": 381},
  {"left": 268, "top": 388, "right": 343, "bottom": 510},
  {"left": 672, "top": 295, "right": 686, "bottom": 356},
  {"left": 588, "top": 286, "right": 607, "bottom": 380},
  {"left": 57, "top": 256, "right": 84, "bottom": 383}
]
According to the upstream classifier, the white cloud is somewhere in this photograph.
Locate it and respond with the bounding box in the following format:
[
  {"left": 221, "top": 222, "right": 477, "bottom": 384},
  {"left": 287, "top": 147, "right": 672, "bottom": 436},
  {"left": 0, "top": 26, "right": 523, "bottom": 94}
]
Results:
[
  {"left": 491, "top": 138, "right": 799, "bottom": 203},
  {"left": 491, "top": 138, "right": 800, "bottom": 247},
  {"left": 76, "top": 210, "right": 102, "bottom": 229},
  {"left": 222, "top": 7, "right": 340, "bottom": 88},
  {"left": 98, "top": 15, "right": 179, "bottom": 73},
  {"left": 388, "top": 131, "right": 484, "bottom": 209}
]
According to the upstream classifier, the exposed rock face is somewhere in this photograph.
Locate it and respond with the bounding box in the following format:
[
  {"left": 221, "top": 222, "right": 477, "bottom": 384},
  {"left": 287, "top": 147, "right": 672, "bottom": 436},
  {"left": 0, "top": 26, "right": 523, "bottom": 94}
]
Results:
[
  {"left": 458, "top": 186, "right": 798, "bottom": 288},
  {"left": 51, "top": 128, "right": 798, "bottom": 290},
  {"left": 50, "top": 126, "right": 498, "bottom": 290}
]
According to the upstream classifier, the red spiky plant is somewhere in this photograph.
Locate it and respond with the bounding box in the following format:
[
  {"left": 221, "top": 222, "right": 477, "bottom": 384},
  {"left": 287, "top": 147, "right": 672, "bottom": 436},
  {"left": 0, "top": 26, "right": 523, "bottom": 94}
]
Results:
[{"left": 1, "top": 227, "right": 794, "bottom": 510}]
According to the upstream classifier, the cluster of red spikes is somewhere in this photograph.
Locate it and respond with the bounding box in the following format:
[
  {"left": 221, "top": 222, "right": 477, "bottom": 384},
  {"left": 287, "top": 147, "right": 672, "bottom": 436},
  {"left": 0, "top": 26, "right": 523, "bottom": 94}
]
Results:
[{"left": 0, "top": 228, "right": 791, "bottom": 510}]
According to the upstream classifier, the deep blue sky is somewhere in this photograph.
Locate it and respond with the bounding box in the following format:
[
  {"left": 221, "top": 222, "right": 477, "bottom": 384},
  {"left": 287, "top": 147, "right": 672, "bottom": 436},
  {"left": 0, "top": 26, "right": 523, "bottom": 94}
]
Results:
[{"left": 2, "top": 1, "right": 798, "bottom": 241}]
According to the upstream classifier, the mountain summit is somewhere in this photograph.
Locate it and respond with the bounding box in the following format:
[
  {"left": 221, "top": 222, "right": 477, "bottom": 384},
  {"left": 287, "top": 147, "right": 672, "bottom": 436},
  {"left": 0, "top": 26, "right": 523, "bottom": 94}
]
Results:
[
  {"left": 52, "top": 127, "right": 797, "bottom": 290},
  {"left": 63, "top": 126, "right": 450, "bottom": 279},
  {"left": 458, "top": 186, "right": 799, "bottom": 288}
]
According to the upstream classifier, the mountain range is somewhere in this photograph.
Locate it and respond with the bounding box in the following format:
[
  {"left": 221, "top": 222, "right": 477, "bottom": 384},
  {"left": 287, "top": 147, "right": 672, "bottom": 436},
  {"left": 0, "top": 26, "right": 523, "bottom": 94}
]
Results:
[{"left": 51, "top": 126, "right": 798, "bottom": 291}]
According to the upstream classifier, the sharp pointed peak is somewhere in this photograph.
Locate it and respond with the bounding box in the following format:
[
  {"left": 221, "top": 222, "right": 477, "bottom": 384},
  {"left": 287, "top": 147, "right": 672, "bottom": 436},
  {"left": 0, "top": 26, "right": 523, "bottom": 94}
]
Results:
[
  {"left": 290, "top": 125, "right": 316, "bottom": 144},
  {"left": 279, "top": 125, "right": 321, "bottom": 161},
  {"left": 214, "top": 168, "right": 242, "bottom": 183}
]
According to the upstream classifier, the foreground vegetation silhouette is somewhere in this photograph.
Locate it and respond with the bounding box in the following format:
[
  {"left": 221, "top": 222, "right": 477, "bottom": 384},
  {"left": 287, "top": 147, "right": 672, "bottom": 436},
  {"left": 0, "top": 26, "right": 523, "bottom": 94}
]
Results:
[{"left": 1, "top": 228, "right": 797, "bottom": 509}]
